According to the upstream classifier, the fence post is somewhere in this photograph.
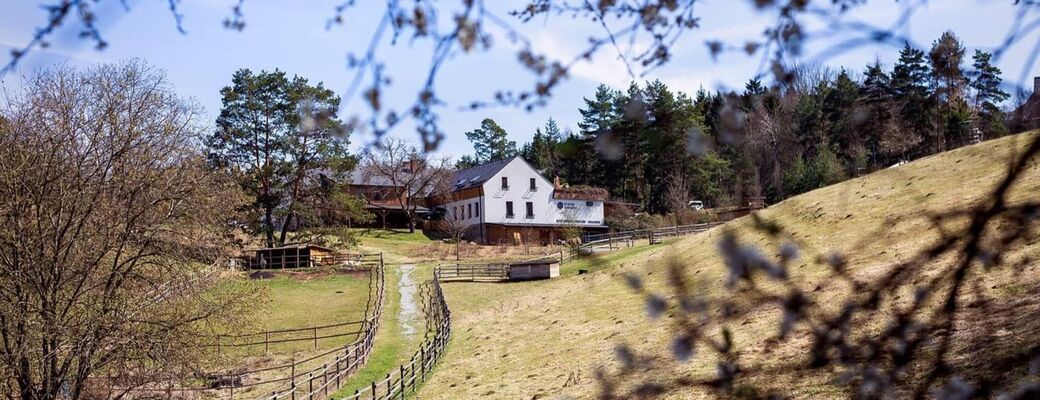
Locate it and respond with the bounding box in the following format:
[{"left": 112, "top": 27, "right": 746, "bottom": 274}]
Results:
[
  {"left": 371, "top": 381, "right": 377, "bottom": 400},
  {"left": 385, "top": 373, "right": 391, "bottom": 396},
  {"left": 399, "top": 365, "right": 405, "bottom": 399},
  {"left": 336, "top": 355, "right": 342, "bottom": 387},
  {"left": 410, "top": 356, "right": 417, "bottom": 393},
  {"left": 307, "top": 373, "right": 313, "bottom": 400},
  {"left": 290, "top": 355, "right": 297, "bottom": 400},
  {"left": 421, "top": 346, "right": 427, "bottom": 381},
  {"left": 323, "top": 363, "right": 329, "bottom": 396},
  {"left": 265, "top": 331, "right": 270, "bottom": 355}
]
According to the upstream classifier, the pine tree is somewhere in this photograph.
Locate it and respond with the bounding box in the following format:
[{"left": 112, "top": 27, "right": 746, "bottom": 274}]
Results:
[
  {"left": 860, "top": 61, "right": 894, "bottom": 163},
  {"left": 970, "top": 49, "right": 1010, "bottom": 139},
  {"left": 570, "top": 84, "right": 621, "bottom": 189},
  {"left": 929, "top": 31, "right": 968, "bottom": 149},
  {"left": 463, "top": 118, "right": 517, "bottom": 163},
  {"left": 824, "top": 69, "right": 861, "bottom": 170},
  {"left": 522, "top": 117, "right": 563, "bottom": 177},
  {"left": 578, "top": 85, "right": 620, "bottom": 135},
  {"left": 891, "top": 42, "right": 933, "bottom": 157},
  {"left": 613, "top": 82, "right": 650, "bottom": 205}
]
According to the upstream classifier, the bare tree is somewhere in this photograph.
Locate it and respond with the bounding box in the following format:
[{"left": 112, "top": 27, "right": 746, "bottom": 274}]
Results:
[
  {"left": 360, "top": 138, "right": 450, "bottom": 233},
  {"left": 664, "top": 171, "right": 692, "bottom": 224},
  {"left": 0, "top": 61, "right": 260, "bottom": 399},
  {"left": 429, "top": 177, "right": 475, "bottom": 261}
]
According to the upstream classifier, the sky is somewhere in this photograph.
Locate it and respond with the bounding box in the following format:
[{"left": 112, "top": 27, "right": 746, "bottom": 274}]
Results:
[{"left": 1, "top": 0, "right": 1038, "bottom": 159}]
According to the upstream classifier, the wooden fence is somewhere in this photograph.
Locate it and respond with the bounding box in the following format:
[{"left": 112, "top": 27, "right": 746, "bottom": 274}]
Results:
[
  {"left": 241, "top": 252, "right": 385, "bottom": 270},
  {"left": 433, "top": 263, "right": 509, "bottom": 282},
  {"left": 267, "top": 277, "right": 453, "bottom": 400},
  {"left": 580, "top": 222, "right": 726, "bottom": 244},
  {"left": 515, "top": 222, "right": 727, "bottom": 266},
  {"left": 229, "top": 261, "right": 386, "bottom": 399},
  {"left": 123, "top": 255, "right": 387, "bottom": 399}
]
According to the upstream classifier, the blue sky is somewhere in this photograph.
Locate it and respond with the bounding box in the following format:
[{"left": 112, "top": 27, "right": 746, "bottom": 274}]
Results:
[{"left": 1, "top": 1, "right": 1037, "bottom": 159}]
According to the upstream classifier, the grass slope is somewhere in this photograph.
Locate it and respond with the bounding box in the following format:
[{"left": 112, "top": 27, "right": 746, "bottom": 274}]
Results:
[{"left": 416, "top": 132, "right": 1040, "bottom": 399}]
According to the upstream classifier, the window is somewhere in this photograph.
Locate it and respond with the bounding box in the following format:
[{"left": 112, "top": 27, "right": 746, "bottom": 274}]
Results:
[
  {"left": 453, "top": 206, "right": 458, "bottom": 220},
  {"left": 586, "top": 201, "right": 594, "bottom": 207},
  {"left": 474, "top": 202, "right": 480, "bottom": 218},
  {"left": 501, "top": 177, "right": 509, "bottom": 190},
  {"left": 505, "top": 201, "right": 514, "bottom": 218},
  {"left": 525, "top": 202, "right": 534, "bottom": 218},
  {"left": 467, "top": 203, "right": 472, "bottom": 219},
  {"left": 529, "top": 178, "right": 537, "bottom": 191}
]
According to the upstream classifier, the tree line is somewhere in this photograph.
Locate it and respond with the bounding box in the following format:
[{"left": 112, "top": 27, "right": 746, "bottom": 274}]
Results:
[
  {"left": 207, "top": 30, "right": 1016, "bottom": 243},
  {"left": 457, "top": 31, "right": 1014, "bottom": 215}
]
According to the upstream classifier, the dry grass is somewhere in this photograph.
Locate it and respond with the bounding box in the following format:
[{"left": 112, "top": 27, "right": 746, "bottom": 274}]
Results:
[{"left": 416, "top": 132, "right": 1040, "bottom": 399}]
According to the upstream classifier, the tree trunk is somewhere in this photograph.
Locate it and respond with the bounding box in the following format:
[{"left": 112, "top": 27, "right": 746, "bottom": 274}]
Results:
[
  {"left": 278, "top": 212, "right": 294, "bottom": 246},
  {"left": 264, "top": 204, "right": 275, "bottom": 248}
]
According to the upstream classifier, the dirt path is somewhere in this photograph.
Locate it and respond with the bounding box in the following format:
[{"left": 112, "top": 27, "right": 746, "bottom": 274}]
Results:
[{"left": 397, "top": 264, "right": 418, "bottom": 337}]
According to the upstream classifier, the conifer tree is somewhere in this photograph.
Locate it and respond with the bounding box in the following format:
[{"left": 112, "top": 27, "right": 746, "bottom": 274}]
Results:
[
  {"left": 463, "top": 118, "right": 517, "bottom": 163},
  {"left": 824, "top": 69, "right": 862, "bottom": 169},
  {"left": 521, "top": 117, "right": 563, "bottom": 177},
  {"left": 929, "top": 31, "right": 968, "bottom": 149},
  {"left": 891, "top": 42, "right": 933, "bottom": 156},
  {"left": 970, "top": 49, "right": 1010, "bottom": 138},
  {"left": 860, "top": 61, "right": 895, "bottom": 163}
]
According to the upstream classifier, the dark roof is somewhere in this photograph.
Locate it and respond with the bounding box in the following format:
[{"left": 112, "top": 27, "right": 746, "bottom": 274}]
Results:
[
  {"left": 349, "top": 168, "right": 397, "bottom": 187},
  {"left": 450, "top": 156, "right": 518, "bottom": 191},
  {"left": 364, "top": 203, "right": 430, "bottom": 213},
  {"left": 247, "top": 243, "right": 338, "bottom": 253}
]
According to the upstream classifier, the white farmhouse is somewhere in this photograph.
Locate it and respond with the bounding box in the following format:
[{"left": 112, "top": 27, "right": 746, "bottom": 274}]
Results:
[{"left": 430, "top": 156, "right": 608, "bottom": 244}]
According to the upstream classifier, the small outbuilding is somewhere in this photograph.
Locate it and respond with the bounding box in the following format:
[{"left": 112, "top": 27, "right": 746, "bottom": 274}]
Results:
[
  {"left": 242, "top": 244, "right": 338, "bottom": 270},
  {"left": 507, "top": 260, "right": 561, "bottom": 281}
]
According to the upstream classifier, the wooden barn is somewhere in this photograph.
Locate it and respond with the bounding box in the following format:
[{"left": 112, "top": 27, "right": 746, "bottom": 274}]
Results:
[{"left": 242, "top": 244, "right": 338, "bottom": 269}]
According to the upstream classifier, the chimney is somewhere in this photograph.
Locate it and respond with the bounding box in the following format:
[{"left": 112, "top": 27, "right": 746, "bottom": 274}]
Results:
[{"left": 1034, "top": 76, "right": 1040, "bottom": 95}]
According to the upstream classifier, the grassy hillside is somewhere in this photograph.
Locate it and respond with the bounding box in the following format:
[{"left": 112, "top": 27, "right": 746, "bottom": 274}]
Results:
[{"left": 417, "top": 132, "right": 1040, "bottom": 399}]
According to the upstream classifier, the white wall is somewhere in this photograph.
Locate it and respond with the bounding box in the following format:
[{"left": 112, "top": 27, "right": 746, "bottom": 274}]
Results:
[
  {"left": 546, "top": 199, "right": 605, "bottom": 226},
  {"left": 442, "top": 197, "right": 483, "bottom": 228},
  {"left": 480, "top": 158, "right": 605, "bottom": 227},
  {"left": 482, "top": 158, "right": 555, "bottom": 225}
]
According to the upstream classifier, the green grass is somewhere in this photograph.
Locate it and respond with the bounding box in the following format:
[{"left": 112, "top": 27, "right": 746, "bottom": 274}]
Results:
[
  {"left": 213, "top": 271, "right": 372, "bottom": 362},
  {"left": 414, "top": 132, "right": 1040, "bottom": 399},
  {"left": 560, "top": 238, "right": 674, "bottom": 276},
  {"left": 330, "top": 264, "right": 423, "bottom": 398},
  {"left": 256, "top": 273, "right": 371, "bottom": 328},
  {"left": 352, "top": 228, "right": 434, "bottom": 243}
]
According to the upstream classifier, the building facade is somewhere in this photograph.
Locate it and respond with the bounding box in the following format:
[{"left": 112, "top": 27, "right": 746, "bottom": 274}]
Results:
[{"left": 431, "top": 157, "right": 607, "bottom": 245}]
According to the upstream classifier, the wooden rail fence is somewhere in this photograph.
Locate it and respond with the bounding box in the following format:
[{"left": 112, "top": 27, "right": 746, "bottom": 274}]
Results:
[
  {"left": 433, "top": 263, "right": 509, "bottom": 282},
  {"left": 266, "top": 277, "right": 452, "bottom": 400},
  {"left": 516, "top": 222, "right": 727, "bottom": 266},
  {"left": 122, "top": 254, "right": 387, "bottom": 399}
]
